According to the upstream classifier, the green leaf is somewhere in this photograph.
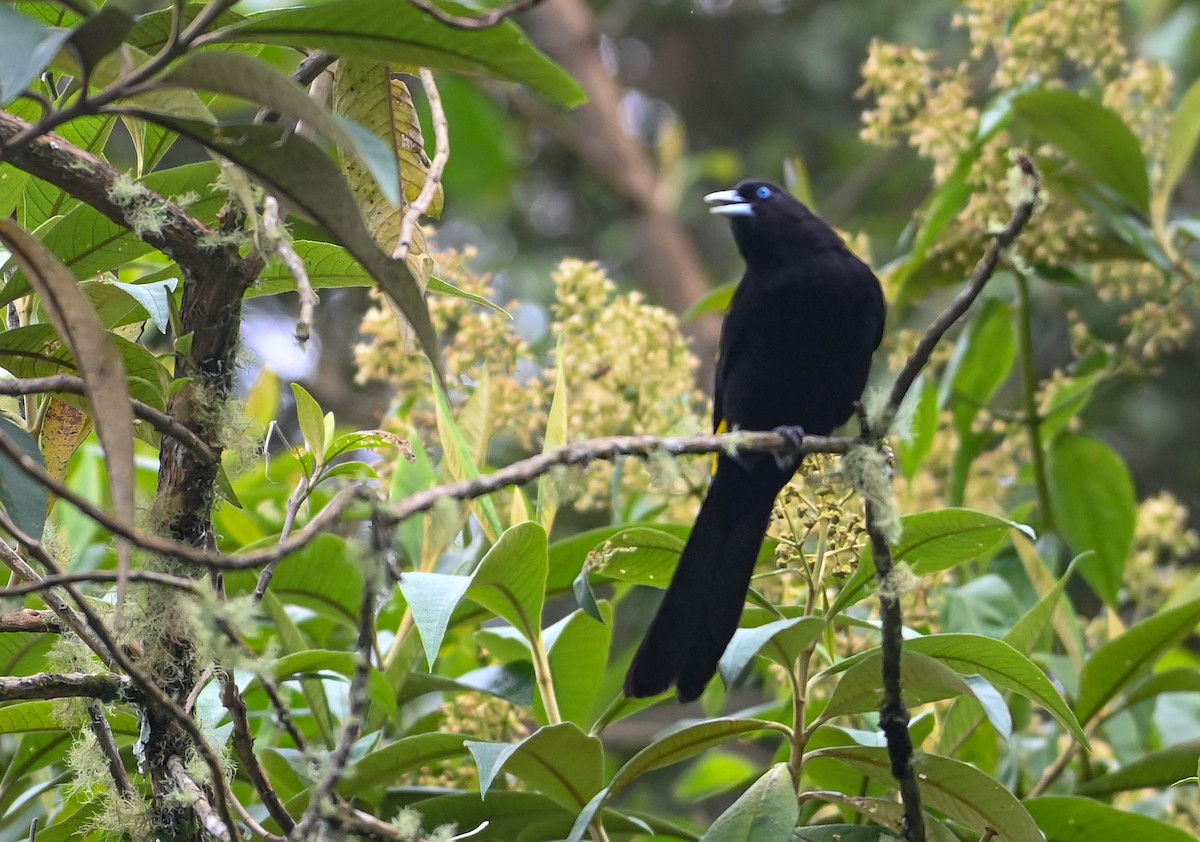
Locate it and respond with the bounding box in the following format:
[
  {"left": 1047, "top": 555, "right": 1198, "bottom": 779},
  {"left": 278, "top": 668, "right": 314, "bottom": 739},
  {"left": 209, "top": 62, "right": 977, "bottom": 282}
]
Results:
[
  {"left": 338, "top": 732, "right": 467, "bottom": 793},
  {"left": 545, "top": 605, "right": 612, "bottom": 727},
  {"left": 895, "top": 377, "right": 938, "bottom": 477},
  {"left": 218, "top": 0, "right": 586, "bottom": 108},
  {"left": 1014, "top": 89, "right": 1150, "bottom": 213},
  {"left": 0, "top": 701, "right": 137, "bottom": 737},
  {"left": 261, "top": 649, "right": 397, "bottom": 724},
  {"left": 108, "top": 278, "right": 177, "bottom": 334},
  {"left": 467, "top": 521, "right": 549, "bottom": 643},
  {"left": 683, "top": 280, "right": 737, "bottom": 322},
  {"left": 157, "top": 51, "right": 401, "bottom": 206},
  {"left": 66, "top": 6, "right": 135, "bottom": 75},
  {"left": 809, "top": 746, "right": 1041, "bottom": 839},
  {"left": 467, "top": 723, "right": 604, "bottom": 810},
  {"left": 428, "top": 275, "right": 511, "bottom": 316},
  {"left": 0, "top": 416, "right": 49, "bottom": 540},
  {"left": 397, "top": 572, "right": 472, "bottom": 668},
  {"left": 538, "top": 347, "right": 568, "bottom": 532},
  {"left": 718, "top": 616, "right": 825, "bottom": 687},
  {"left": 290, "top": 382, "right": 327, "bottom": 464},
  {"left": 0, "top": 5, "right": 73, "bottom": 107},
  {"left": 1077, "top": 738, "right": 1200, "bottom": 795},
  {"left": 130, "top": 114, "right": 442, "bottom": 377},
  {"left": 902, "top": 634, "right": 1085, "bottom": 744},
  {"left": 820, "top": 651, "right": 974, "bottom": 722},
  {"left": 565, "top": 718, "right": 785, "bottom": 842},
  {"left": 243, "top": 534, "right": 364, "bottom": 628},
  {"left": 584, "top": 526, "right": 686, "bottom": 587},
  {"left": 1025, "top": 795, "right": 1196, "bottom": 842},
  {"left": 262, "top": 592, "right": 334, "bottom": 747},
  {"left": 797, "top": 827, "right": 900, "bottom": 842},
  {"left": 701, "top": 763, "right": 798, "bottom": 842},
  {"left": 939, "top": 297, "right": 1015, "bottom": 437},
  {"left": 1049, "top": 434, "right": 1136, "bottom": 606},
  {"left": 1157, "top": 76, "right": 1200, "bottom": 224},
  {"left": 673, "top": 750, "right": 758, "bottom": 803},
  {"left": 1076, "top": 595, "right": 1200, "bottom": 726},
  {"left": 1122, "top": 667, "right": 1200, "bottom": 709},
  {"left": 431, "top": 375, "right": 502, "bottom": 539}
]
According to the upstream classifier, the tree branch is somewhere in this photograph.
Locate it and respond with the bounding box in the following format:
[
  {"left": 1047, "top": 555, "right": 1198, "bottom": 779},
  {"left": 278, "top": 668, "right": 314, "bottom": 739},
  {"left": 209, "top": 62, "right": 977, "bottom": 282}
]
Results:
[
  {"left": 0, "top": 672, "right": 132, "bottom": 702},
  {"left": 169, "top": 756, "right": 234, "bottom": 842},
  {"left": 0, "top": 608, "right": 60, "bottom": 633},
  {"left": 0, "top": 375, "right": 216, "bottom": 463}
]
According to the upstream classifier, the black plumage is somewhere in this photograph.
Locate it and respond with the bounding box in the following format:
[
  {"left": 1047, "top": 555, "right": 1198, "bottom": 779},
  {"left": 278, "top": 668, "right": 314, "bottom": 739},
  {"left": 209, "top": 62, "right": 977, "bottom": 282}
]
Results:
[{"left": 623, "top": 180, "right": 886, "bottom": 702}]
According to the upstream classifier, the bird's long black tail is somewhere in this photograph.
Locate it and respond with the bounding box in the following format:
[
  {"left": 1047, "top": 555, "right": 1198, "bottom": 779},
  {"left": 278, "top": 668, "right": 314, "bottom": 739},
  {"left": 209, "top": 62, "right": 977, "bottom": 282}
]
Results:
[{"left": 624, "top": 456, "right": 790, "bottom": 702}]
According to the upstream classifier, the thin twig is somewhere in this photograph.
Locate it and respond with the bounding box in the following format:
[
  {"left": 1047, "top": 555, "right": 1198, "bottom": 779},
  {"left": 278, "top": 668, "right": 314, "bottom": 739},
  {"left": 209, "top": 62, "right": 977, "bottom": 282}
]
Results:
[
  {"left": 0, "top": 375, "right": 217, "bottom": 463},
  {"left": 394, "top": 68, "right": 450, "bottom": 262},
  {"left": 231, "top": 793, "right": 286, "bottom": 842},
  {"left": 261, "top": 196, "right": 317, "bottom": 345},
  {"left": 2, "top": 569, "right": 200, "bottom": 598},
  {"left": 220, "top": 672, "right": 297, "bottom": 833},
  {"left": 87, "top": 701, "right": 135, "bottom": 796},
  {"left": 169, "top": 756, "right": 234, "bottom": 842},
  {"left": 291, "top": 564, "right": 378, "bottom": 838},
  {"left": 405, "top": 0, "right": 549, "bottom": 29}
]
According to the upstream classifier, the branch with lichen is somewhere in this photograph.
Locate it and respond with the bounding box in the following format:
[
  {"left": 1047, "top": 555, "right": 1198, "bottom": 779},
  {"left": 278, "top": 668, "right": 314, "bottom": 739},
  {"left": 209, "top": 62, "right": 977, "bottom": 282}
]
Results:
[
  {"left": 853, "top": 155, "right": 1041, "bottom": 842},
  {"left": 0, "top": 672, "right": 133, "bottom": 702}
]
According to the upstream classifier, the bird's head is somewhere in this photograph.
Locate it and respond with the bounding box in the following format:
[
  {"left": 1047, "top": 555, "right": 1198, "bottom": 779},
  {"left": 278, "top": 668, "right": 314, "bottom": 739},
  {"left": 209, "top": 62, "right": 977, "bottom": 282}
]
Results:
[{"left": 704, "top": 179, "right": 843, "bottom": 268}]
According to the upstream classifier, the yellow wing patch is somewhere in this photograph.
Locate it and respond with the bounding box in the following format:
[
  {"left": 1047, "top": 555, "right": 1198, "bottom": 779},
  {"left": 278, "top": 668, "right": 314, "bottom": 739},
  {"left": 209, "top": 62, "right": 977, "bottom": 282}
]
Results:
[{"left": 713, "top": 418, "right": 729, "bottom": 475}]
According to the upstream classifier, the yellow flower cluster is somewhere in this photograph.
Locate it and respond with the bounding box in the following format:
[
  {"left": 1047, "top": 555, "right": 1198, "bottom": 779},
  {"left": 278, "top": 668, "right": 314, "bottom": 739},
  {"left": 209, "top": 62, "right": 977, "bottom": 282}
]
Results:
[
  {"left": 357, "top": 250, "right": 708, "bottom": 514},
  {"left": 405, "top": 691, "right": 530, "bottom": 790},
  {"left": 551, "top": 259, "right": 709, "bottom": 510},
  {"left": 356, "top": 247, "right": 547, "bottom": 448}
]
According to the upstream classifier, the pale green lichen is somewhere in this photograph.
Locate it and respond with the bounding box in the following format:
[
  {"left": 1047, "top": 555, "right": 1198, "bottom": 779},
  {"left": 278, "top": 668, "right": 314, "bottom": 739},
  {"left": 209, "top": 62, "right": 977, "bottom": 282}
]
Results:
[{"left": 844, "top": 444, "right": 902, "bottom": 546}]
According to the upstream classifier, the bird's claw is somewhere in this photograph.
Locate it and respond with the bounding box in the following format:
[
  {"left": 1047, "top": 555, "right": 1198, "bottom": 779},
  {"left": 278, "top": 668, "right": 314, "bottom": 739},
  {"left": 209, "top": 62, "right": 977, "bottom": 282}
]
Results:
[{"left": 771, "top": 425, "right": 805, "bottom": 470}]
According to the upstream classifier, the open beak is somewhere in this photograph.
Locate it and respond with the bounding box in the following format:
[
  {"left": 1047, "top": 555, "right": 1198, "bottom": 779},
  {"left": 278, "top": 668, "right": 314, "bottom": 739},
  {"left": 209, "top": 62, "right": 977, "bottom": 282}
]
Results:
[{"left": 704, "top": 189, "right": 754, "bottom": 217}]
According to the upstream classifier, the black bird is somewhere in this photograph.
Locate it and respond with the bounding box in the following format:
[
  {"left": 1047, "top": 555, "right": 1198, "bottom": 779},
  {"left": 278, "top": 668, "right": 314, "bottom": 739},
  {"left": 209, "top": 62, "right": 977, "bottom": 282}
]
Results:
[{"left": 623, "top": 180, "right": 886, "bottom": 702}]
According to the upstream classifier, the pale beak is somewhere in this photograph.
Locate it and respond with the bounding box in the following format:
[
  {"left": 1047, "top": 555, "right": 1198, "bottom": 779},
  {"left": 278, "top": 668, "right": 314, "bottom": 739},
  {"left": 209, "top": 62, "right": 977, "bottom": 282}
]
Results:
[{"left": 704, "top": 189, "right": 753, "bottom": 217}]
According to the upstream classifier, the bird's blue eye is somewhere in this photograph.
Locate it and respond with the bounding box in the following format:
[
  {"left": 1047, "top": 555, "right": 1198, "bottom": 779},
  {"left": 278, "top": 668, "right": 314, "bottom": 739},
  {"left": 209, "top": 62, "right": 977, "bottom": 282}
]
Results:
[{"left": 755, "top": 185, "right": 772, "bottom": 200}]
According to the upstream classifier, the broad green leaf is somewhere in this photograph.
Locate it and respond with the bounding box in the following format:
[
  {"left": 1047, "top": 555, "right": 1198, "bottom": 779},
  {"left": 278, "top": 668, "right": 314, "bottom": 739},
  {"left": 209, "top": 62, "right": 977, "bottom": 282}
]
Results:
[
  {"left": 939, "top": 297, "right": 1015, "bottom": 437},
  {"left": 1076, "top": 595, "right": 1200, "bottom": 726},
  {"left": 1014, "top": 89, "right": 1150, "bottom": 213},
  {"left": 819, "top": 651, "right": 973, "bottom": 721},
  {"left": 218, "top": 0, "right": 586, "bottom": 108},
  {"left": 0, "top": 732, "right": 70, "bottom": 815},
  {"left": 108, "top": 278, "right": 177, "bottom": 333},
  {"left": 1025, "top": 795, "right": 1196, "bottom": 842},
  {"left": 262, "top": 592, "right": 334, "bottom": 747},
  {"left": 397, "top": 572, "right": 473, "bottom": 668},
  {"left": 66, "top": 6, "right": 135, "bottom": 75},
  {"left": 0, "top": 701, "right": 137, "bottom": 737},
  {"left": 683, "top": 280, "right": 737, "bottom": 322},
  {"left": 797, "top": 827, "right": 900, "bottom": 842},
  {"left": 810, "top": 746, "right": 1040, "bottom": 839},
  {"left": 398, "top": 662, "right": 536, "bottom": 708},
  {"left": 830, "top": 508, "right": 1028, "bottom": 615},
  {"left": 894, "top": 376, "right": 938, "bottom": 478},
  {"left": 902, "top": 634, "right": 1085, "bottom": 744},
  {"left": 431, "top": 375, "right": 503, "bottom": 539},
  {"left": 0, "top": 220, "right": 135, "bottom": 596},
  {"left": 718, "top": 616, "right": 825, "bottom": 687},
  {"left": 1077, "top": 739, "right": 1200, "bottom": 795},
  {"left": 242, "top": 533, "right": 364, "bottom": 628},
  {"left": 1049, "top": 434, "right": 1136, "bottom": 606},
  {"left": 157, "top": 51, "right": 401, "bottom": 206},
  {"left": 673, "top": 750, "right": 758, "bottom": 803},
  {"left": 701, "top": 763, "right": 798, "bottom": 842},
  {"left": 1157, "top": 76, "right": 1200, "bottom": 225},
  {"left": 0, "top": 416, "right": 49, "bottom": 539},
  {"left": 0, "top": 631, "right": 55, "bottom": 677},
  {"left": 467, "top": 723, "right": 604, "bottom": 810},
  {"left": 338, "top": 732, "right": 466, "bottom": 793},
  {"left": 290, "top": 382, "right": 327, "bottom": 464},
  {"left": 0, "top": 5, "right": 73, "bottom": 106},
  {"left": 390, "top": 426, "right": 434, "bottom": 565},
  {"left": 260, "top": 648, "right": 397, "bottom": 724},
  {"left": 467, "top": 521, "right": 549, "bottom": 643},
  {"left": 130, "top": 114, "right": 442, "bottom": 377},
  {"left": 584, "top": 526, "right": 686, "bottom": 587},
  {"left": 538, "top": 348, "right": 568, "bottom": 532},
  {"left": 565, "top": 718, "right": 786, "bottom": 842},
  {"left": 1122, "top": 667, "right": 1200, "bottom": 709},
  {"left": 544, "top": 605, "right": 612, "bottom": 727}
]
